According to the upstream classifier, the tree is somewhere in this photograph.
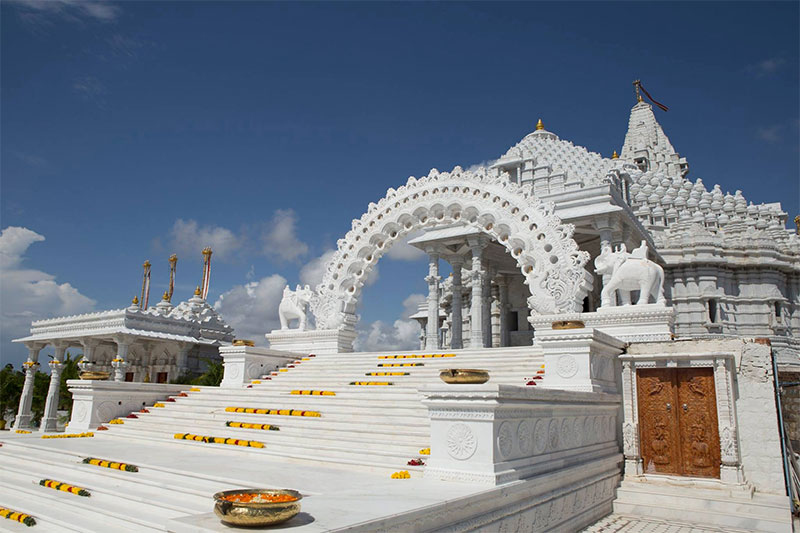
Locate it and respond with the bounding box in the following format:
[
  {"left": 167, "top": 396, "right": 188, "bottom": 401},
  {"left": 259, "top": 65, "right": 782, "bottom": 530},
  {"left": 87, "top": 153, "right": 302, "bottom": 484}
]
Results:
[
  {"left": 169, "top": 358, "right": 224, "bottom": 387},
  {"left": 0, "top": 364, "right": 25, "bottom": 425},
  {"left": 58, "top": 352, "right": 83, "bottom": 413}
]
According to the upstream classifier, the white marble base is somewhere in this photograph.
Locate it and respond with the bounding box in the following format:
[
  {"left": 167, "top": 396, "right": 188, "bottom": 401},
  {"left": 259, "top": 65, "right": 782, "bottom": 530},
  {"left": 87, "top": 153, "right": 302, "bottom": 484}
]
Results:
[
  {"left": 218, "top": 344, "right": 299, "bottom": 388},
  {"left": 64, "top": 380, "right": 187, "bottom": 432},
  {"left": 530, "top": 304, "right": 675, "bottom": 343},
  {"left": 265, "top": 328, "right": 357, "bottom": 354},
  {"left": 534, "top": 327, "right": 626, "bottom": 393}
]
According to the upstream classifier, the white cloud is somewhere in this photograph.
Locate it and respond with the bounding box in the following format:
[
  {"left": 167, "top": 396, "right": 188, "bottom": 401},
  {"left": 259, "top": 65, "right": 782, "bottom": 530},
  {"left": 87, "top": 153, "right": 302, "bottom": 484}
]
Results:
[
  {"left": 72, "top": 76, "right": 107, "bottom": 99},
  {"left": 354, "top": 293, "right": 425, "bottom": 352},
  {"left": 746, "top": 58, "right": 786, "bottom": 78},
  {"left": 261, "top": 209, "right": 309, "bottom": 262},
  {"left": 213, "top": 274, "right": 287, "bottom": 344},
  {"left": 9, "top": 0, "right": 121, "bottom": 24},
  {"left": 168, "top": 219, "right": 243, "bottom": 261},
  {"left": 0, "top": 227, "right": 96, "bottom": 366},
  {"left": 756, "top": 125, "right": 782, "bottom": 144},
  {"left": 299, "top": 249, "right": 336, "bottom": 288},
  {"left": 384, "top": 231, "right": 426, "bottom": 261}
]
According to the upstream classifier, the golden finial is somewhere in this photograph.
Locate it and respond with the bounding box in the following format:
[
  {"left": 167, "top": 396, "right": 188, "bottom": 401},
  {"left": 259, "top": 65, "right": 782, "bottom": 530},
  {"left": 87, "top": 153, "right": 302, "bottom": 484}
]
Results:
[
  {"left": 132, "top": 296, "right": 139, "bottom": 305},
  {"left": 162, "top": 291, "right": 170, "bottom": 301},
  {"left": 143, "top": 260, "right": 151, "bottom": 268},
  {"left": 202, "top": 247, "right": 213, "bottom": 257},
  {"left": 611, "top": 150, "right": 619, "bottom": 159},
  {"left": 535, "top": 118, "right": 545, "bottom": 131},
  {"left": 194, "top": 286, "right": 201, "bottom": 296},
  {"left": 168, "top": 254, "right": 177, "bottom": 264}
]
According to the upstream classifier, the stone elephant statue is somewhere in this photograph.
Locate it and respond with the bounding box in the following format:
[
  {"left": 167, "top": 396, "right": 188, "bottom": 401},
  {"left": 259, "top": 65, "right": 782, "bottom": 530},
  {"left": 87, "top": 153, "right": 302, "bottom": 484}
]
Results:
[{"left": 594, "top": 241, "right": 665, "bottom": 307}]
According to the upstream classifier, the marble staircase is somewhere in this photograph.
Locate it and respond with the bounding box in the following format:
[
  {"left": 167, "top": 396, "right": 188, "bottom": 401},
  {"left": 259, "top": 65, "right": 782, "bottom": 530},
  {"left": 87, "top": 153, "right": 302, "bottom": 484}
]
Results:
[{"left": 0, "top": 347, "right": 544, "bottom": 531}]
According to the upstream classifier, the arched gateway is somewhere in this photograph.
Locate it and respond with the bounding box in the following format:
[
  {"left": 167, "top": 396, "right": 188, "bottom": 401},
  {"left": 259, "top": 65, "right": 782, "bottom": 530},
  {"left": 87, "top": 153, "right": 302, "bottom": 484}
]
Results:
[{"left": 309, "top": 166, "right": 594, "bottom": 337}]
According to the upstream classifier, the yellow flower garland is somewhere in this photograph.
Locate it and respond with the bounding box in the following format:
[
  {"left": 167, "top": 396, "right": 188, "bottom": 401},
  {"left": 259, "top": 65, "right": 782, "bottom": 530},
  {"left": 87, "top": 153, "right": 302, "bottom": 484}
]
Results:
[
  {"left": 290, "top": 390, "right": 335, "bottom": 396},
  {"left": 378, "top": 354, "right": 455, "bottom": 359},
  {"left": 41, "top": 432, "right": 94, "bottom": 439},
  {"left": 153, "top": 403, "right": 166, "bottom": 408},
  {"left": 83, "top": 457, "right": 138, "bottom": 472},
  {"left": 0, "top": 507, "right": 35, "bottom": 527},
  {"left": 226, "top": 421, "right": 279, "bottom": 431},
  {"left": 174, "top": 433, "right": 264, "bottom": 448},
  {"left": 39, "top": 479, "right": 90, "bottom": 497},
  {"left": 377, "top": 363, "right": 423, "bottom": 367},
  {"left": 390, "top": 470, "right": 411, "bottom": 479},
  {"left": 419, "top": 447, "right": 430, "bottom": 455},
  {"left": 108, "top": 419, "right": 124, "bottom": 424},
  {"left": 366, "top": 372, "right": 409, "bottom": 376},
  {"left": 349, "top": 381, "right": 393, "bottom": 386},
  {"left": 14, "top": 429, "right": 31, "bottom": 434},
  {"left": 225, "top": 406, "right": 321, "bottom": 417},
  {"left": 190, "top": 387, "right": 201, "bottom": 392}
]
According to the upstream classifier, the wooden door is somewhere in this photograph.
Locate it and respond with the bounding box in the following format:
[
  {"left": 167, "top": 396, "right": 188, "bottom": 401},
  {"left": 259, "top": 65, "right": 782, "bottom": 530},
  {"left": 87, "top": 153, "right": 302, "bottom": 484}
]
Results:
[
  {"left": 637, "top": 368, "right": 681, "bottom": 475},
  {"left": 637, "top": 367, "right": 721, "bottom": 478},
  {"left": 676, "top": 368, "right": 720, "bottom": 478}
]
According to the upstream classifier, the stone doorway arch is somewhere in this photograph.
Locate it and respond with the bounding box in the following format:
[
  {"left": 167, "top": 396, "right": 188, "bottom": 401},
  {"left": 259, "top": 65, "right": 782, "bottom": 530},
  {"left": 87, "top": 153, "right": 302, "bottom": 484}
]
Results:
[{"left": 310, "top": 166, "right": 593, "bottom": 336}]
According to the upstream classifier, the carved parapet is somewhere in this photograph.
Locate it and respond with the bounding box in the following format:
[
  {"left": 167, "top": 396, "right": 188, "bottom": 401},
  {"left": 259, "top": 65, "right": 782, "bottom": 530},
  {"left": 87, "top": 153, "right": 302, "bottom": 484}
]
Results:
[
  {"left": 218, "top": 344, "right": 298, "bottom": 388},
  {"left": 265, "top": 328, "right": 357, "bottom": 355},
  {"left": 422, "top": 384, "right": 621, "bottom": 485}
]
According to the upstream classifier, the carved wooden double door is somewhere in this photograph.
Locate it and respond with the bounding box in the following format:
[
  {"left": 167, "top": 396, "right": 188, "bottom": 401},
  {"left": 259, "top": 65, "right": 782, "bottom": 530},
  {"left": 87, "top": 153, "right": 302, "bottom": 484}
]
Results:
[{"left": 637, "top": 368, "right": 721, "bottom": 478}]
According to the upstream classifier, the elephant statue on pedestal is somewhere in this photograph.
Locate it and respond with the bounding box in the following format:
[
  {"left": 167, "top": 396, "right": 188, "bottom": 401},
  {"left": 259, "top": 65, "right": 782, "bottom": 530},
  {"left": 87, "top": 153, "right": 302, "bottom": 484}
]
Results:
[
  {"left": 594, "top": 241, "right": 665, "bottom": 307},
  {"left": 278, "top": 284, "right": 313, "bottom": 330}
]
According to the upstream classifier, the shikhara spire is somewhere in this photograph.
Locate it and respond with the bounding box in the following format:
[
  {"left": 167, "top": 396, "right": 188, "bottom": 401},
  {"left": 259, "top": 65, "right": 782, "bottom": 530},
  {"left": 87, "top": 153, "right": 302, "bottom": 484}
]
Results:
[{"left": 619, "top": 100, "right": 687, "bottom": 178}]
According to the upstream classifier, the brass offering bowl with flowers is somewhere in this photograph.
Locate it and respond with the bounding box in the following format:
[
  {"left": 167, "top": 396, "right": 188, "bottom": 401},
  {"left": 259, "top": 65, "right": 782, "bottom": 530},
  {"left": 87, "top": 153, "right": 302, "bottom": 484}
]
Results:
[
  {"left": 213, "top": 489, "right": 302, "bottom": 527},
  {"left": 439, "top": 369, "right": 490, "bottom": 384},
  {"left": 79, "top": 371, "right": 110, "bottom": 380}
]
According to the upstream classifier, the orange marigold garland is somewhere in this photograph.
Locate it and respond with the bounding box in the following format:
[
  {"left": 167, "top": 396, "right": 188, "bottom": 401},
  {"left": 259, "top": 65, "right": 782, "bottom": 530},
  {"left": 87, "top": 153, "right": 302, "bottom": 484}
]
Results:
[
  {"left": 82, "top": 457, "right": 138, "bottom": 472},
  {"left": 349, "top": 381, "right": 393, "bottom": 386},
  {"left": 289, "top": 390, "right": 335, "bottom": 396},
  {"left": 365, "top": 372, "right": 409, "bottom": 376},
  {"left": 224, "top": 406, "right": 321, "bottom": 417},
  {"left": 41, "top": 432, "right": 93, "bottom": 439},
  {"left": 378, "top": 354, "right": 455, "bottom": 359},
  {"left": 225, "top": 421, "right": 279, "bottom": 431},
  {"left": 377, "top": 363, "right": 423, "bottom": 367},
  {"left": 0, "top": 507, "right": 36, "bottom": 527},
  {"left": 39, "top": 479, "right": 90, "bottom": 497},
  {"left": 173, "top": 433, "right": 264, "bottom": 448}
]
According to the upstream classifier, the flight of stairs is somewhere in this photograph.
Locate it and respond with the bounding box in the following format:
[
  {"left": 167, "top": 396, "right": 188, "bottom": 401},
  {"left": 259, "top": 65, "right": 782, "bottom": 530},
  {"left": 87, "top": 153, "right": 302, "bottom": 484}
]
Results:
[{"left": 0, "top": 346, "right": 544, "bottom": 531}]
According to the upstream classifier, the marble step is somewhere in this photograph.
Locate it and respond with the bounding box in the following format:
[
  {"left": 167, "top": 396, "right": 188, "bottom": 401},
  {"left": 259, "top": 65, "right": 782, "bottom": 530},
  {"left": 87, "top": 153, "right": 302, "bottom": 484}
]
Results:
[
  {"left": 112, "top": 415, "right": 430, "bottom": 452},
  {"left": 133, "top": 411, "right": 431, "bottom": 444},
  {"left": 613, "top": 481, "right": 792, "bottom": 533},
  {"left": 102, "top": 423, "right": 429, "bottom": 466},
  {"left": 0, "top": 467, "right": 168, "bottom": 532},
  {"left": 99, "top": 429, "right": 426, "bottom": 475},
  {"left": 0, "top": 452, "right": 207, "bottom": 517}
]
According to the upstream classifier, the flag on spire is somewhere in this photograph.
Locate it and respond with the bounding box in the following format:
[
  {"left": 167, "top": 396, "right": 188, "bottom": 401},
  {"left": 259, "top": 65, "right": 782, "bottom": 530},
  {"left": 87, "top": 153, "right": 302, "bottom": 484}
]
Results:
[
  {"left": 200, "top": 248, "right": 213, "bottom": 299},
  {"left": 140, "top": 260, "right": 151, "bottom": 310},
  {"left": 168, "top": 254, "right": 177, "bottom": 302},
  {"left": 633, "top": 79, "right": 669, "bottom": 112}
]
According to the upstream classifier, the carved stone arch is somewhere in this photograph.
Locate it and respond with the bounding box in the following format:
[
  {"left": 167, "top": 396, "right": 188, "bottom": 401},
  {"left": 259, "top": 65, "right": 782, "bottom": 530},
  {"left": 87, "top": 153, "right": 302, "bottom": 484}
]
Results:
[{"left": 310, "top": 166, "right": 593, "bottom": 331}]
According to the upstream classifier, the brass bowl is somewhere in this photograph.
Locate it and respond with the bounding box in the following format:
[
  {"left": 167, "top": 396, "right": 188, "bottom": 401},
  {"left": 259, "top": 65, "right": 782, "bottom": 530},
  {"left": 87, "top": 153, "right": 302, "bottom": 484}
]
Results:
[
  {"left": 439, "top": 369, "right": 490, "bottom": 384},
  {"left": 551, "top": 320, "right": 585, "bottom": 330},
  {"left": 233, "top": 339, "right": 255, "bottom": 347},
  {"left": 213, "top": 488, "right": 302, "bottom": 527},
  {"left": 79, "top": 371, "right": 110, "bottom": 380}
]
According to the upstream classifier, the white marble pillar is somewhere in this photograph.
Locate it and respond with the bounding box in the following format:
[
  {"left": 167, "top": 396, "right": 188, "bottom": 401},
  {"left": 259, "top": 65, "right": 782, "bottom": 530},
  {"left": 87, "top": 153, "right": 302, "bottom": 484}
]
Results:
[
  {"left": 450, "top": 259, "right": 464, "bottom": 349},
  {"left": 425, "top": 253, "right": 441, "bottom": 350},
  {"left": 469, "top": 242, "right": 485, "bottom": 348},
  {"left": 482, "top": 271, "right": 492, "bottom": 348},
  {"left": 40, "top": 344, "right": 67, "bottom": 432},
  {"left": 175, "top": 343, "right": 192, "bottom": 377},
  {"left": 498, "top": 276, "right": 510, "bottom": 347},
  {"left": 13, "top": 343, "right": 42, "bottom": 430},
  {"left": 112, "top": 337, "right": 131, "bottom": 382}
]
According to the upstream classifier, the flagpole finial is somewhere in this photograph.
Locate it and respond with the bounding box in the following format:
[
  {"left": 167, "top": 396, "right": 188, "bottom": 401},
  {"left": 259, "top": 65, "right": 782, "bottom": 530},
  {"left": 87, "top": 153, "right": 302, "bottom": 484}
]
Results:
[
  {"left": 633, "top": 80, "right": 643, "bottom": 103},
  {"left": 202, "top": 247, "right": 213, "bottom": 257},
  {"left": 168, "top": 254, "right": 177, "bottom": 264}
]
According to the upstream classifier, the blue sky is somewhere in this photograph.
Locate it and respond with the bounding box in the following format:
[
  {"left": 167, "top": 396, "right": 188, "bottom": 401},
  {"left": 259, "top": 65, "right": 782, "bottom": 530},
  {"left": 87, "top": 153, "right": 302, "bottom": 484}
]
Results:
[{"left": 2, "top": 1, "right": 798, "bottom": 368}]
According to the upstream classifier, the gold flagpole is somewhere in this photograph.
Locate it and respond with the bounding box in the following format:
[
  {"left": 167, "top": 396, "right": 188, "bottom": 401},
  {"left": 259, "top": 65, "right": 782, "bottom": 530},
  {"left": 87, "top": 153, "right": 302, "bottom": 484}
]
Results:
[{"left": 168, "top": 254, "right": 177, "bottom": 302}]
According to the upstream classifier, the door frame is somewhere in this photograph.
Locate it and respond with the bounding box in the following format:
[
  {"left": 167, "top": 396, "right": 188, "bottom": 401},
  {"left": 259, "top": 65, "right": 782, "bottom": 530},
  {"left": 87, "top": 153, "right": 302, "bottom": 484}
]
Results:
[{"left": 620, "top": 352, "right": 743, "bottom": 485}]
